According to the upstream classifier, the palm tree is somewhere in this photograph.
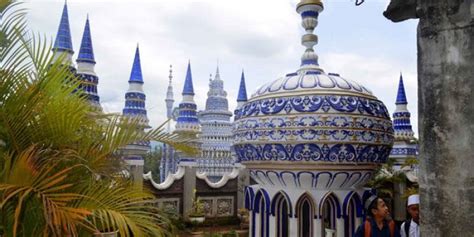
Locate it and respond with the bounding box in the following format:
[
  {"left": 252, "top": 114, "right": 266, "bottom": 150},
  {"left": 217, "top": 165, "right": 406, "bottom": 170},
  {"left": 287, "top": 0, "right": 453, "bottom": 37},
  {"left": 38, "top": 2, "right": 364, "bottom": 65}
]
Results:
[{"left": 0, "top": 2, "right": 193, "bottom": 236}]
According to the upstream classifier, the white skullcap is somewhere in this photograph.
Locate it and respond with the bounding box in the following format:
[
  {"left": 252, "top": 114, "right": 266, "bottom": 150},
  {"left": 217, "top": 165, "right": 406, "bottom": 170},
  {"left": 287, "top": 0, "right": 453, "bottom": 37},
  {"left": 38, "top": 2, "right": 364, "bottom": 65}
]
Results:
[{"left": 407, "top": 194, "right": 419, "bottom": 206}]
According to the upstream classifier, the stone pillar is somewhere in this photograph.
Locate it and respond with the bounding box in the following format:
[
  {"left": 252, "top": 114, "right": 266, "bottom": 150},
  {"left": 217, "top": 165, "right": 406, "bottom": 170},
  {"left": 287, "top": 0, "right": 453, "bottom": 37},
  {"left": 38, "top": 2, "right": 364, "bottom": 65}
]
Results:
[
  {"left": 384, "top": 1, "right": 474, "bottom": 236},
  {"left": 123, "top": 156, "right": 144, "bottom": 188},
  {"left": 268, "top": 214, "right": 276, "bottom": 237},
  {"left": 314, "top": 219, "right": 322, "bottom": 237},
  {"left": 248, "top": 211, "right": 253, "bottom": 237},
  {"left": 393, "top": 181, "right": 406, "bottom": 221},
  {"left": 336, "top": 217, "right": 344, "bottom": 237},
  {"left": 182, "top": 162, "right": 197, "bottom": 218},
  {"left": 238, "top": 167, "right": 250, "bottom": 210},
  {"left": 289, "top": 217, "right": 298, "bottom": 237},
  {"left": 416, "top": 2, "right": 474, "bottom": 236}
]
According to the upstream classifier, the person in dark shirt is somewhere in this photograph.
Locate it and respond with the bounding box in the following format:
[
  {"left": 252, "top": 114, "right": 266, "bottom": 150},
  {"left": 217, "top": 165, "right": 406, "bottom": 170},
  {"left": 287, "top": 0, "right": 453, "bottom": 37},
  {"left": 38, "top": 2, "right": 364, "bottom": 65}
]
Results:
[{"left": 354, "top": 195, "right": 400, "bottom": 237}]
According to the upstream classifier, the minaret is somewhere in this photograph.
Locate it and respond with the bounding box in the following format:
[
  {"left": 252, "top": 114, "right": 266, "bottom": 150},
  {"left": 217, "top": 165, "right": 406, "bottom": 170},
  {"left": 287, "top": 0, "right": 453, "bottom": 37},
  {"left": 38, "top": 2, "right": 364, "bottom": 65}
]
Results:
[
  {"left": 175, "top": 61, "right": 200, "bottom": 133},
  {"left": 236, "top": 70, "right": 248, "bottom": 108},
  {"left": 390, "top": 73, "right": 418, "bottom": 221},
  {"left": 199, "top": 64, "right": 234, "bottom": 177},
  {"left": 122, "top": 45, "right": 149, "bottom": 126},
  {"left": 165, "top": 65, "right": 174, "bottom": 132},
  {"left": 390, "top": 73, "right": 417, "bottom": 169},
  {"left": 161, "top": 65, "right": 175, "bottom": 182},
  {"left": 122, "top": 45, "right": 150, "bottom": 185},
  {"left": 76, "top": 16, "right": 101, "bottom": 109},
  {"left": 393, "top": 73, "right": 415, "bottom": 140},
  {"left": 52, "top": 1, "right": 74, "bottom": 67}
]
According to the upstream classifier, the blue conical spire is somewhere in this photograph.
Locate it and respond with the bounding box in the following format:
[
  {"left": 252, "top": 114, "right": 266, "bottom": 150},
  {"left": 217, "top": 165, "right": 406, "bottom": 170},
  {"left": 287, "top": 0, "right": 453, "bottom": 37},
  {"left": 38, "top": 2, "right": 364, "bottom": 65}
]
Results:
[
  {"left": 396, "top": 73, "right": 408, "bottom": 105},
  {"left": 53, "top": 2, "right": 73, "bottom": 53},
  {"left": 237, "top": 70, "right": 248, "bottom": 102},
  {"left": 129, "top": 46, "right": 143, "bottom": 83},
  {"left": 182, "top": 61, "right": 195, "bottom": 95},
  {"left": 77, "top": 16, "right": 95, "bottom": 63}
]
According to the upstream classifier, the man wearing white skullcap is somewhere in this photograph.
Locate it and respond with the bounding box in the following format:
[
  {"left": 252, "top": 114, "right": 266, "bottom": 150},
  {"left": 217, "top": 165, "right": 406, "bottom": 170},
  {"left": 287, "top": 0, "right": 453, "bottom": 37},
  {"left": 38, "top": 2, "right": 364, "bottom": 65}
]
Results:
[{"left": 401, "top": 194, "right": 420, "bottom": 237}]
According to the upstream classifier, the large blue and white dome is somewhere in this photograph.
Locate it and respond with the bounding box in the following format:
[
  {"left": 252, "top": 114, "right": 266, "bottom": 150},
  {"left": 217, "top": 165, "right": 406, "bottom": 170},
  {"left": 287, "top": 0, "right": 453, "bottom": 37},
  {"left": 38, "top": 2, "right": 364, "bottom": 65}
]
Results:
[{"left": 233, "top": 0, "right": 394, "bottom": 190}]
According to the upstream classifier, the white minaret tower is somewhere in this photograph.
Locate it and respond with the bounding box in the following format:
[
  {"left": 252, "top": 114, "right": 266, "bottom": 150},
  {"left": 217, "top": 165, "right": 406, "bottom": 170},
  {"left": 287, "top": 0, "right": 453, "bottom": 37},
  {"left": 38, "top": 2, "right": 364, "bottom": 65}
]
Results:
[{"left": 165, "top": 65, "right": 174, "bottom": 133}]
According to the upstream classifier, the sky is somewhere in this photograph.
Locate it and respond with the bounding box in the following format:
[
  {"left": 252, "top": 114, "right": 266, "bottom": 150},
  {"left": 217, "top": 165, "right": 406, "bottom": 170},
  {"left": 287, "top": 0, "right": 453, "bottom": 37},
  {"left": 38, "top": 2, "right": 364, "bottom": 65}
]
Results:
[{"left": 26, "top": 0, "right": 419, "bottom": 136}]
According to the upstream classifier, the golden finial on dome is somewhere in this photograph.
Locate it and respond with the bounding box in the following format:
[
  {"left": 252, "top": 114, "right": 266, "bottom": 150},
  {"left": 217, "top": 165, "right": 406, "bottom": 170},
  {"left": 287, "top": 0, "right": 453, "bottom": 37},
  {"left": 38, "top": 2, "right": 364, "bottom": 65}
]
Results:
[{"left": 297, "top": 0, "right": 324, "bottom": 10}]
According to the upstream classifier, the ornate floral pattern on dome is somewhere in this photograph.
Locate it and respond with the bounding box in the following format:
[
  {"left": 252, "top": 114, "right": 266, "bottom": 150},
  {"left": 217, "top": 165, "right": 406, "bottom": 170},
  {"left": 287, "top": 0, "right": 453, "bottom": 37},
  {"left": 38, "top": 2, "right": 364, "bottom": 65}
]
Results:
[
  {"left": 251, "top": 71, "right": 373, "bottom": 100},
  {"left": 232, "top": 0, "right": 394, "bottom": 170}
]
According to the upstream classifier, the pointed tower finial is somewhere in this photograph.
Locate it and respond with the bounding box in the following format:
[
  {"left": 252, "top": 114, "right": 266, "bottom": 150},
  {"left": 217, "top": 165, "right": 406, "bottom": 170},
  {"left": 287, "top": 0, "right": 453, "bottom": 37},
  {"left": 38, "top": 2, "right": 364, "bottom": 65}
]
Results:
[
  {"left": 165, "top": 64, "right": 175, "bottom": 121},
  {"left": 53, "top": 1, "right": 74, "bottom": 53},
  {"left": 214, "top": 62, "right": 222, "bottom": 81},
  {"left": 392, "top": 72, "right": 414, "bottom": 140},
  {"left": 169, "top": 64, "right": 173, "bottom": 83},
  {"left": 77, "top": 16, "right": 95, "bottom": 64},
  {"left": 182, "top": 61, "right": 194, "bottom": 95},
  {"left": 396, "top": 72, "right": 408, "bottom": 105},
  {"left": 129, "top": 46, "right": 143, "bottom": 83},
  {"left": 237, "top": 70, "right": 248, "bottom": 102},
  {"left": 123, "top": 46, "right": 149, "bottom": 126}
]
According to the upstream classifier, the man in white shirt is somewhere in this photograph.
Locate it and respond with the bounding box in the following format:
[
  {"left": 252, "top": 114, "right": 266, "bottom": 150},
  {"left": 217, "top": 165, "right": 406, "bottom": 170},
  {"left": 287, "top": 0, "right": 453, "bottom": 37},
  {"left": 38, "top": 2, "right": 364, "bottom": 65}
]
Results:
[{"left": 401, "top": 194, "right": 420, "bottom": 237}]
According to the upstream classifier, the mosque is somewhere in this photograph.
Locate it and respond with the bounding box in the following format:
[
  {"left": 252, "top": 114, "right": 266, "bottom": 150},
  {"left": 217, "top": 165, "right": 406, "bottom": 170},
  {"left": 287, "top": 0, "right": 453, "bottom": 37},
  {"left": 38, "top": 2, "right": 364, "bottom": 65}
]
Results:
[{"left": 50, "top": 0, "right": 417, "bottom": 236}]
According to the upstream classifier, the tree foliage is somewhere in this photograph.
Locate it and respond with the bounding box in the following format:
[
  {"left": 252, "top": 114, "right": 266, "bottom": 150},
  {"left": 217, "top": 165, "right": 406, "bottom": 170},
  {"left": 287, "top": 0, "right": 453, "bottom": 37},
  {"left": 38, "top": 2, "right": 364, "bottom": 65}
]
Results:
[{"left": 0, "top": 2, "right": 193, "bottom": 236}]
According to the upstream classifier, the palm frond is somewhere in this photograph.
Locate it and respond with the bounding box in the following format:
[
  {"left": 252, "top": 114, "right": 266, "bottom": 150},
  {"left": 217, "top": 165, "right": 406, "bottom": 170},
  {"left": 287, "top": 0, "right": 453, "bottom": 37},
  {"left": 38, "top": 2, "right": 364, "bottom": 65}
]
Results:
[
  {"left": 78, "top": 181, "right": 172, "bottom": 237},
  {"left": 0, "top": 146, "right": 93, "bottom": 236}
]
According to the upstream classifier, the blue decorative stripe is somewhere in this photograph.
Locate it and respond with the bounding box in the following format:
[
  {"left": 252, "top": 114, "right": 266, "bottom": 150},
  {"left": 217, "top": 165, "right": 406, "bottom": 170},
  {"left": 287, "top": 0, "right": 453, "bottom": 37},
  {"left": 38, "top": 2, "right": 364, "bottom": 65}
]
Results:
[
  {"left": 122, "top": 108, "right": 147, "bottom": 116},
  {"left": 235, "top": 143, "right": 392, "bottom": 163},
  {"left": 179, "top": 103, "right": 197, "bottom": 109},
  {"left": 125, "top": 92, "right": 146, "bottom": 100},
  {"left": 393, "top": 112, "right": 411, "bottom": 117},
  {"left": 306, "top": 70, "right": 322, "bottom": 75},
  {"left": 235, "top": 95, "right": 391, "bottom": 120},
  {"left": 390, "top": 148, "right": 418, "bottom": 156},
  {"left": 285, "top": 72, "right": 298, "bottom": 77},
  {"left": 125, "top": 100, "right": 145, "bottom": 108},
  {"left": 301, "top": 10, "right": 319, "bottom": 18},
  {"left": 234, "top": 115, "right": 393, "bottom": 133},
  {"left": 234, "top": 128, "right": 393, "bottom": 144},
  {"left": 394, "top": 125, "right": 413, "bottom": 130},
  {"left": 301, "top": 59, "right": 319, "bottom": 65},
  {"left": 176, "top": 117, "right": 199, "bottom": 123},
  {"left": 77, "top": 74, "right": 99, "bottom": 83}
]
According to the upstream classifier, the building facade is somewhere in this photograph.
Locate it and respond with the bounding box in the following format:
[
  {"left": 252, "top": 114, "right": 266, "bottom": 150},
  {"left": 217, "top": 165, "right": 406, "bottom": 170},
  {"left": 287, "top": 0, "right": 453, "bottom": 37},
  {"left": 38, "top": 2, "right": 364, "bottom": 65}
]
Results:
[
  {"left": 160, "top": 64, "right": 241, "bottom": 182},
  {"left": 234, "top": 1, "right": 394, "bottom": 236},
  {"left": 49, "top": 3, "right": 421, "bottom": 235}
]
